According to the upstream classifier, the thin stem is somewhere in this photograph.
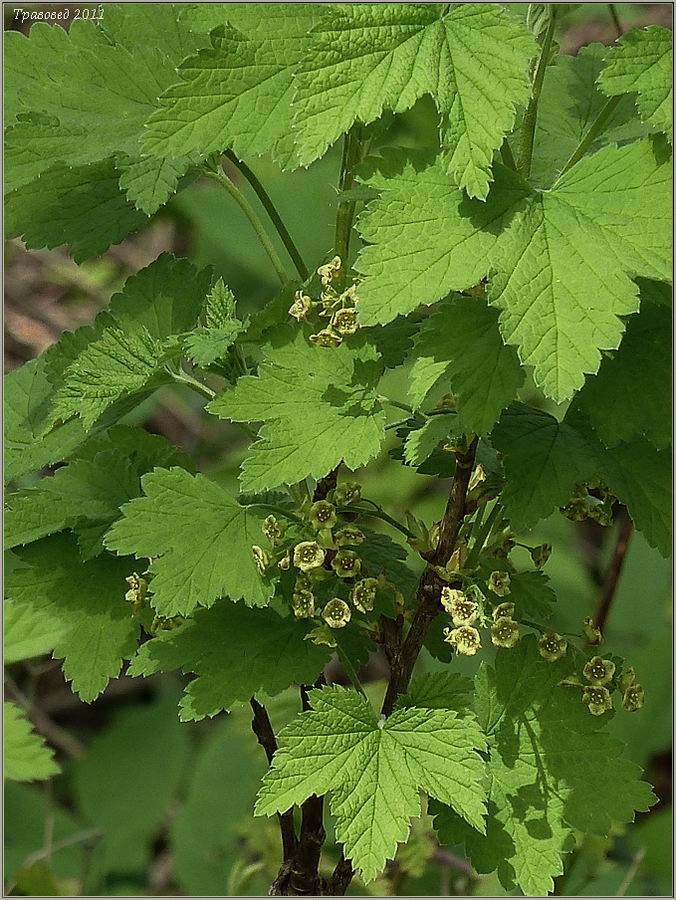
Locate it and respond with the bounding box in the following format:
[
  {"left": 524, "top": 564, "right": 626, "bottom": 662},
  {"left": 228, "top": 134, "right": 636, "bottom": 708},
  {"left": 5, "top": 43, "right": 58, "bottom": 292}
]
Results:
[
  {"left": 465, "top": 504, "right": 486, "bottom": 548},
  {"left": 594, "top": 513, "right": 634, "bottom": 633},
  {"left": 167, "top": 367, "right": 216, "bottom": 400},
  {"left": 501, "top": 137, "right": 518, "bottom": 172},
  {"left": 334, "top": 125, "right": 364, "bottom": 281},
  {"left": 224, "top": 150, "right": 309, "bottom": 281},
  {"left": 205, "top": 167, "right": 289, "bottom": 285},
  {"left": 335, "top": 644, "right": 368, "bottom": 700},
  {"left": 343, "top": 504, "right": 417, "bottom": 540},
  {"left": 608, "top": 3, "right": 623, "bottom": 38},
  {"left": 616, "top": 848, "right": 645, "bottom": 896},
  {"left": 245, "top": 503, "right": 305, "bottom": 528},
  {"left": 556, "top": 94, "right": 623, "bottom": 179},
  {"left": 516, "top": 12, "right": 557, "bottom": 178},
  {"left": 378, "top": 395, "right": 415, "bottom": 414}
]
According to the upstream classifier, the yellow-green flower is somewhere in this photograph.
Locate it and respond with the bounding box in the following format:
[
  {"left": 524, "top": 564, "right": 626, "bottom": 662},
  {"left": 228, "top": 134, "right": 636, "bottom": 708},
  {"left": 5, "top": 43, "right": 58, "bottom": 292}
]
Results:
[
  {"left": 263, "top": 515, "right": 283, "bottom": 545},
  {"left": 622, "top": 684, "right": 645, "bottom": 712},
  {"left": 335, "top": 525, "right": 364, "bottom": 546},
  {"left": 491, "top": 617, "right": 520, "bottom": 649},
  {"left": 322, "top": 597, "right": 351, "bottom": 628},
  {"left": 351, "top": 578, "right": 378, "bottom": 613},
  {"left": 583, "top": 656, "right": 616, "bottom": 686},
  {"left": 309, "top": 500, "right": 337, "bottom": 530},
  {"left": 252, "top": 545, "right": 270, "bottom": 575},
  {"left": 582, "top": 685, "right": 613, "bottom": 716},
  {"left": 538, "top": 632, "right": 567, "bottom": 662},
  {"left": 487, "top": 570, "right": 511, "bottom": 597},
  {"left": 443, "top": 624, "right": 482, "bottom": 656},
  {"left": 492, "top": 601, "right": 515, "bottom": 622},
  {"left": 331, "top": 307, "right": 359, "bottom": 336},
  {"left": 292, "top": 589, "right": 315, "bottom": 619},
  {"left": 440, "top": 587, "right": 478, "bottom": 626},
  {"left": 293, "top": 541, "right": 325, "bottom": 572},
  {"left": 333, "top": 482, "right": 361, "bottom": 506},
  {"left": 331, "top": 549, "right": 361, "bottom": 579}
]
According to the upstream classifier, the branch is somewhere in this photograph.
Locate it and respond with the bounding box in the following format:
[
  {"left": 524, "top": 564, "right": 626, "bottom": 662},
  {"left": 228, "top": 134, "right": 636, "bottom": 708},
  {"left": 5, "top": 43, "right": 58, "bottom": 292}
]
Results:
[
  {"left": 286, "top": 677, "right": 328, "bottom": 896},
  {"left": 250, "top": 698, "right": 298, "bottom": 862},
  {"left": 224, "top": 150, "right": 309, "bottom": 281},
  {"left": 381, "top": 437, "right": 478, "bottom": 717},
  {"left": 329, "top": 854, "right": 355, "bottom": 896},
  {"left": 594, "top": 511, "right": 634, "bottom": 633}
]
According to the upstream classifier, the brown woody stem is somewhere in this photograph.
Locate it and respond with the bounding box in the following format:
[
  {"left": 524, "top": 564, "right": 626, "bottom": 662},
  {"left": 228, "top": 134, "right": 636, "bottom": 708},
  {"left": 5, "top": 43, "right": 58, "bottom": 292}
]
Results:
[
  {"left": 594, "top": 511, "right": 634, "bottom": 633},
  {"left": 250, "top": 698, "right": 298, "bottom": 862}
]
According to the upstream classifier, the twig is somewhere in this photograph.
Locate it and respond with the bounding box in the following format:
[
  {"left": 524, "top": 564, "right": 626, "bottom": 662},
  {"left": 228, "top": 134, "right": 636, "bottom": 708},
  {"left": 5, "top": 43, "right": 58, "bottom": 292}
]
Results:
[
  {"left": 204, "top": 165, "right": 290, "bottom": 285},
  {"left": 4, "top": 673, "right": 84, "bottom": 758},
  {"left": 594, "top": 512, "right": 634, "bottom": 633},
  {"left": 616, "top": 848, "right": 645, "bottom": 896},
  {"left": 329, "top": 854, "right": 355, "bottom": 896},
  {"left": 608, "top": 3, "right": 623, "bottom": 38},
  {"left": 516, "top": 12, "right": 557, "bottom": 178},
  {"left": 249, "top": 698, "right": 297, "bottom": 861},
  {"left": 224, "top": 150, "right": 309, "bottom": 281}
]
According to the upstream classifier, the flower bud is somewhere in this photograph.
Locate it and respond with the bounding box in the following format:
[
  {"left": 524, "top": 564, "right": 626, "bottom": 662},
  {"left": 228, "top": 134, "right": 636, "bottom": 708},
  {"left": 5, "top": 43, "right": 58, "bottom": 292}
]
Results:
[
  {"left": 151, "top": 615, "right": 185, "bottom": 632},
  {"left": 618, "top": 667, "right": 636, "bottom": 692},
  {"left": 582, "top": 616, "right": 603, "bottom": 646},
  {"left": 352, "top": 577, "right": 379, "bottom": 613},
  {"left": 278, "top": 551, "right": 291, "bottom": 571},
  {"left": 492, "top": 601, "right": 515, "bottom": 621},
  {"left": 317, "top": 255, "right": 342, "bottom": 287},
  {"left": 538, "top": 632, "right": 567, "bottom": 662},
  {"left": 293, "top": 541, "right": 326, "bottom": 572},
  {"left": 310, "top": 328, "right": 342, "bottom": 348},
  {"left": 263, "top": 514, "right": 283, "bottom": 546},
  {"left": 530, "top": 543, "right": 552, "bottom": 569},
  {"left": 582, "top": 685, "right": 613, "bottom": 716},
  {"left": 252, "top": 545, "right": 270, "bottom": 576},
  {"left": 335, "top": 525, "right": 364, "bottom": 546},
  {"left": 125, "top": 573, "right": 148, "bottom": 613},
  {"left": 309, "top": 500, "right": 337, "bottom": 530},
  {"left": 491, "top": 617, "right": 520, "bottom": 649},
  {"left": 488, "top": 570, "right": 511, "bottom": 597},
  {"left": 288, "top": 291, "right": 313, "bottom": 321},
  {"left": 444, "top": 624, "right": 482, "bottom": 656},
  {"left": 322, "top": 597, "right": 351, "bottom": 628},
  {"left": 582, "top": 656, "right": 616, "bottom": 686},
  {"left": 440, "top": 587, "right": 478, "bottom": 626},
  {"left": 331, "top": 549, "right": 361, "bottom": 579},
  {"left": 331, "top": 307, "right": 359, "bottom": 336},
  {"left": 332, "top": 482, "right": 361, "bottom": 506},
  {"left": 292, "top": 589, "right": 315, "bottom": 619},
  {"left": 622, "top": 684, "right": 645, "bottom": 712},
  {"left": 468, "top": 464, "right": 486, "bottom": 493}
]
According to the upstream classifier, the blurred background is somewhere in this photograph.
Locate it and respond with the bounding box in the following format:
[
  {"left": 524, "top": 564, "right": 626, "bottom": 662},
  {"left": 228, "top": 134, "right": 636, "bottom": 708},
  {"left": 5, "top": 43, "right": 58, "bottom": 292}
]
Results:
[{"left": 4, "top": 3, "right": 672, "bottom": 896}]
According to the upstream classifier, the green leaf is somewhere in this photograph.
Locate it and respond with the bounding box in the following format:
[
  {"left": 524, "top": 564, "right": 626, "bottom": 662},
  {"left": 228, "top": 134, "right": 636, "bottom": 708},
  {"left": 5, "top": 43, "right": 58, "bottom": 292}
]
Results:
[
  {"left": 600, "top": 440, "right": 671, "bottom": 559},
  {"left": 4, "top": 452, "right": 139, "bottom": 550},
  {"left": 598, "top": 26, "right": 673, "bottom": 136},
  {"left": 5, "top": 536, "right": 139, "bottom": 701},
  {"left": 531, "top": 43, "right": 650, "bottom": 187},
  {"left": 101, "top": 3, "right": 206, "bottom": 62},
  {"left": 572, "top": 297, "right": 671, "bottom": 449},
  {"left": 5, "top": 602, "right": 66, "bottom": 664},
  {"left": 104, "top": 467, "right": 273, "bottom": 616},
  {"left": 256, "top": 685, "right": 487, "bottom": 882},
  {"left": 4, "top": 703, "right": 60, "bottom": 783},
  {"left": 434, "top": 637, "right": 656, "bottom": 896},
  {"left": 128, "top": 603, "right": 330, "bottom": 721},
  {"left": 397, "top": 673, "right": 474, "bottom": 714},
  {"left": 5, "top": 160, "right": 148, "bottom": 263},
  {"left": 489, "top": 140, "right": 671, "bottom": 400},
  {"left": 4, "top": 357, "right": 87, "bottom": 483},
  {"left": 407, "top": 296, "right": 524, "bottom": 433},
  {"left": 116, "top": 154, "right": 194, "bottom": 215},
  {"left": 356, "top": 156, "right": 528, "bottom": 325},
  {"left": 208, "top": 330, "right": 385, "bottom": 492},
  {"left": 492, "top": 403, "right": 596, "bottom": 531},
  {"left": 358, "top": 140, "right": 671, "bottom": 401},
  {"left": 292, "top": 4, "right": 536, "bottom": 198},
  {"left": 143, "top": 7, "right": 322, "bottom": 169},
  {"left": 403, "top": 415, "right": 459, "bottom": 467},
  {"left": 185, "top": 321, "right": 244, "bottom": 368},
  {"left": 508, "top": 571, "right": 556, "bottom": 621},
  {"left": 47, "top": 325, "right": 167, "bottom": 432}
]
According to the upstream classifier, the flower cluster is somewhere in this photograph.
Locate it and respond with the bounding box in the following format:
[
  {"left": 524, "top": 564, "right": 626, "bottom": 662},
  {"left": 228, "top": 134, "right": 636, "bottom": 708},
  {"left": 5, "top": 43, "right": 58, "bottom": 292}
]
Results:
[
  {"left": 441, "top": 584, "right": 521, "bottom": 656},
  {"left": 288, "top": 256, "right": 361, "bottom": 348}
]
